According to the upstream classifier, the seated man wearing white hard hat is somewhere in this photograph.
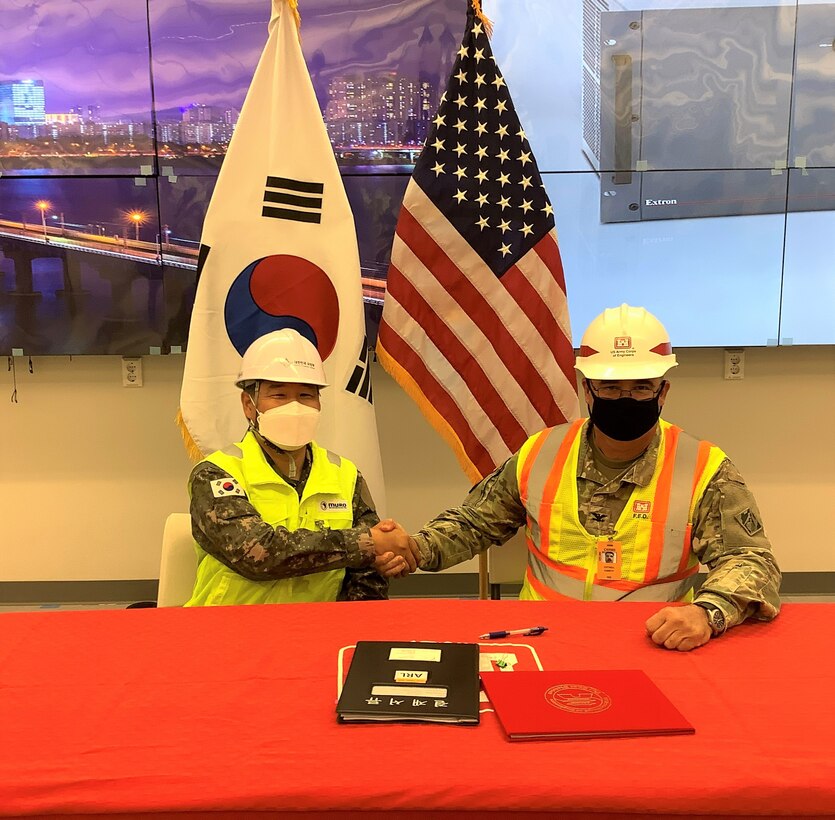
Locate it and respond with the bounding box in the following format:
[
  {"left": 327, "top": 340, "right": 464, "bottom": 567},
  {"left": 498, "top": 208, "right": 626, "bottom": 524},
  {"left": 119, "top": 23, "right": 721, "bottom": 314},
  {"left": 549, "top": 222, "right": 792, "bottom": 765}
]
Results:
[
  {"left": 186, "top": 329, "right": 415, "bottom": 606},
  {"left": 411, "top": 305, "right": 781, "bottom": 651}
]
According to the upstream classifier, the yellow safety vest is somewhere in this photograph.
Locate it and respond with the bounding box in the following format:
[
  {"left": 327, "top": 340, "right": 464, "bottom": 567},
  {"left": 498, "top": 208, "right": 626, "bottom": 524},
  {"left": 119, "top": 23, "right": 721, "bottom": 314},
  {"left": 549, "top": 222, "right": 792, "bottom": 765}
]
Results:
[
  {"left": 517, "top": 419, "right": 726, "bottom": 602},
  {"left": 185, "top": 431, "right": 357, "bottom": 607}
]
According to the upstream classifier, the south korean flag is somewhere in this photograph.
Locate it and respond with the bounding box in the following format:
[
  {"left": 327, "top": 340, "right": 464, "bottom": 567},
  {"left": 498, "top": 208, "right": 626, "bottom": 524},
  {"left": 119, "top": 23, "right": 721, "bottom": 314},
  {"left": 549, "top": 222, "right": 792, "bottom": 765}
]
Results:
[
  {"left": 211, "top": 478, "right": 247, "bottom": 499},
  {"left": 179, "top": 0, "right": 385, "bottom": 512}
]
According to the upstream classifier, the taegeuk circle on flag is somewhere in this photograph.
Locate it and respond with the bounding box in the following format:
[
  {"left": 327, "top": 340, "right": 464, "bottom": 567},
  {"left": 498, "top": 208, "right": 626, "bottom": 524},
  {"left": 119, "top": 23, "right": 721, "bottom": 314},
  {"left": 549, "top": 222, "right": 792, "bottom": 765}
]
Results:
[{"left": 224, "top": 254, "right": 339, "bottom": 360}]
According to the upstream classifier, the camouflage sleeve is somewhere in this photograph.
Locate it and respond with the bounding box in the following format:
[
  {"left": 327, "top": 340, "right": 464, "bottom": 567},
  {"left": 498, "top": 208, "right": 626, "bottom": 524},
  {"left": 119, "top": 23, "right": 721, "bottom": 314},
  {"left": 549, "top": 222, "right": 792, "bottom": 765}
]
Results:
[
  {"left": 189, "top": 462, "right": 375, "bottom": 582},
  {"left": 412, "top": 454, "right": 526, "bottom": 571},
  {"left": 339, "top": 471, "right": 390, "bottom": 601},
  {"left": 691, "top": 458, "right": 782, "bottom": 629}
]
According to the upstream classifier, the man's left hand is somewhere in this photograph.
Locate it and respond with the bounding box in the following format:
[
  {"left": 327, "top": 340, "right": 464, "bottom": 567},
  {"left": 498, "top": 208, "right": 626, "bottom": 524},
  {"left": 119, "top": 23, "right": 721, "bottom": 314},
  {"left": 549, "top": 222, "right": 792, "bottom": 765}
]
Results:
[
  {"left": 373, "top": 551, "right": 409, "bottom": 577},
  {"left": 645, "top": 604, "right": 712, "bottom": 652}
]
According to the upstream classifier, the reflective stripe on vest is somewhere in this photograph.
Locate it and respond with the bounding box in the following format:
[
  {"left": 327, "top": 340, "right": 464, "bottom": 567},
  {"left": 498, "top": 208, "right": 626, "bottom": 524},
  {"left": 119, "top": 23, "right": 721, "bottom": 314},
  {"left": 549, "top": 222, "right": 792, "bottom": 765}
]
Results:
[
  {"left": 517, "top": 419, "right": 725, "bottom": 602},
  {"left": 185, "top": 431, "right": 356, "bottom": 607},
  {"left": 524, "top": 554, "right": 699, "bottom": 602}
]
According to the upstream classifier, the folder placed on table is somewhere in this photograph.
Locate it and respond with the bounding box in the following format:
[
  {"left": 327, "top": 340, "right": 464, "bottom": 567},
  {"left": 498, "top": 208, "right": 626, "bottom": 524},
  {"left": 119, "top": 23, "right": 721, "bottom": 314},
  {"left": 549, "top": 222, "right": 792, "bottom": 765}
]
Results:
[
  {"left": 337, "top": 641, "right": 480, "bottom": 724},
  {"left": 480, "top": 669, "right": 694, "bottom": 741}
]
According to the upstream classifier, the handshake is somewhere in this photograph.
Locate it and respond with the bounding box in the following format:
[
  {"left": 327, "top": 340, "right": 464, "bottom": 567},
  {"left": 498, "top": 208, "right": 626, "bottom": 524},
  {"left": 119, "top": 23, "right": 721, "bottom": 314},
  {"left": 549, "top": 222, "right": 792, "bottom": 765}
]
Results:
[{"left": 370, "top": 519, "right": 421, "bottom": 578}]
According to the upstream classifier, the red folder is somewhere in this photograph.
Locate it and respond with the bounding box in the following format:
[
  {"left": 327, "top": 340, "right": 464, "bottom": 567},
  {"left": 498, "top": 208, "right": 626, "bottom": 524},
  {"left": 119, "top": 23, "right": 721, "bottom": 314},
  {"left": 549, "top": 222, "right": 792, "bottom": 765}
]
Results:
[{"left": 480, "top": 669, "right": 694, "bottom": 741}]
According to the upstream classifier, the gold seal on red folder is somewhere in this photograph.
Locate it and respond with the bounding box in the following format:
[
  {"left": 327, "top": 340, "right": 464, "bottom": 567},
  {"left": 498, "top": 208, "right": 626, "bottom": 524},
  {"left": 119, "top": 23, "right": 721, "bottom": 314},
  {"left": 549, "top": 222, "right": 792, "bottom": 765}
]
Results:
[{"left": 545, "top": 684, "right": 612, "bottom": 714}]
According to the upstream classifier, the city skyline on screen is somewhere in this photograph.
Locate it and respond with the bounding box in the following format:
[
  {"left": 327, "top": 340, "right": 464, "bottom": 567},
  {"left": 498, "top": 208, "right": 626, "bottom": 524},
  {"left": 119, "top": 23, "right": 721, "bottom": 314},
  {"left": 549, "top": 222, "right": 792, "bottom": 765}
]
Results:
[{"left": 0, "top": 0, "right": 464, "bottom": 173}]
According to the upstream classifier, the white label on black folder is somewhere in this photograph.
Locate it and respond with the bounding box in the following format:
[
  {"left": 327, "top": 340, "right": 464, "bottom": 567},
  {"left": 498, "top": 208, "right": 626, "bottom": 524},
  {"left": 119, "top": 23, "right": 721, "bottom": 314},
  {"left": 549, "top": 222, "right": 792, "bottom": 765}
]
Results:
[
  {"left": 371, "top": 685, "right": 448, "bottom": 698},
  {"left": 389, "top": 647, "right": 441, "bottom": 662},
  {"left": 394, "top": 670, "right": 428, "bottom": 683}
]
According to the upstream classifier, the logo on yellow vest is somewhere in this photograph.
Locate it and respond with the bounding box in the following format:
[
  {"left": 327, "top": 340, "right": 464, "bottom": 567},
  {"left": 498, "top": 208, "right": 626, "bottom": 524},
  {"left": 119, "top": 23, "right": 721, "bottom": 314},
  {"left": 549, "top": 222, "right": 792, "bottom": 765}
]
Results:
[
  {"left": 319, "top": 499, "right": 349, "bottom": 512},
  {"left": 632, "top": 499, "right": 652, "bottom": 519}
]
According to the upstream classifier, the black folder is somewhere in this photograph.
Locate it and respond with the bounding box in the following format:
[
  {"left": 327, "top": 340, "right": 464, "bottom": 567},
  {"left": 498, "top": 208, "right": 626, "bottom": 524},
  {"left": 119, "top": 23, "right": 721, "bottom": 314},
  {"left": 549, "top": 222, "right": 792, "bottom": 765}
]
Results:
[{"left": 336, "top": 641, "right": 480, "bottom": 724}]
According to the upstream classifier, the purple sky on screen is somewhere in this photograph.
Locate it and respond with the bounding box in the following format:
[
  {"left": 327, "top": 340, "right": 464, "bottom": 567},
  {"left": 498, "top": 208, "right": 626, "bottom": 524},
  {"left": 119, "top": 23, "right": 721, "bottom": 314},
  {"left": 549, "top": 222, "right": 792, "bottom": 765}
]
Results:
[{"left": 0, "top": 0, "right": 463, "bottom": 118}]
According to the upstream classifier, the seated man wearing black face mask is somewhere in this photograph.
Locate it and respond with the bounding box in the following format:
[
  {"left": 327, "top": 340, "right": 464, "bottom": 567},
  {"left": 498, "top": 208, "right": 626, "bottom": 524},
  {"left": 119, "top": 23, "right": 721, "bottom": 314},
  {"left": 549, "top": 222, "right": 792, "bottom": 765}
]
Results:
[
  {"left": 185, "top": 328, "right": 418, "bottom": 607},
  {"left": 409, "top": 304, "right": 781, "bottom": 651}
]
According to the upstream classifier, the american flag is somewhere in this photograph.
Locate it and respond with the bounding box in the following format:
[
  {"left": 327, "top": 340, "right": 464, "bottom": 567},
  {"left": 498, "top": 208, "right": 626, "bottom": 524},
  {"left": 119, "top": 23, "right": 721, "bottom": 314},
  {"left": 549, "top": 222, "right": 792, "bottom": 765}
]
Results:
[{"left": 377, "top": 3, "right": 579, "bottom": 482}]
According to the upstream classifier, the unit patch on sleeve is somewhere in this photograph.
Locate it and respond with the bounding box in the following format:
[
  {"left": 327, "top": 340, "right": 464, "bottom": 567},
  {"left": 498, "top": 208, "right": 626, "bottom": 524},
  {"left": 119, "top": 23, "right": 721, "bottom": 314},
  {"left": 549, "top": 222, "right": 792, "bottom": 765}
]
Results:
[
  {"left": 735, "top": 508, "right": 763, "bottom": 537},
  {"left": 211, "top": 478, "right": 247, "bottom": 498}
]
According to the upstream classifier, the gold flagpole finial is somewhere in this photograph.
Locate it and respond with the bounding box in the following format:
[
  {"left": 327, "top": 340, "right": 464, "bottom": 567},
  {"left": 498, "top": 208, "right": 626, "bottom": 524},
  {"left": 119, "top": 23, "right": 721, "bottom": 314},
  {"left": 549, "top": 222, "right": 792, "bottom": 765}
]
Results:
[{"left": 471, "top": 0, "right": 493, "bottom": 37}]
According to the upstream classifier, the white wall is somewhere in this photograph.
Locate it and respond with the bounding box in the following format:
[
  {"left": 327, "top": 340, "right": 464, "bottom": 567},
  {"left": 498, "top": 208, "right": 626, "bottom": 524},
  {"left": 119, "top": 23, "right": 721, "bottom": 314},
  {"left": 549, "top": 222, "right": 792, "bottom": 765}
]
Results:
[{"left": 0, "top": 345, "right": 832, "bottom": 583}]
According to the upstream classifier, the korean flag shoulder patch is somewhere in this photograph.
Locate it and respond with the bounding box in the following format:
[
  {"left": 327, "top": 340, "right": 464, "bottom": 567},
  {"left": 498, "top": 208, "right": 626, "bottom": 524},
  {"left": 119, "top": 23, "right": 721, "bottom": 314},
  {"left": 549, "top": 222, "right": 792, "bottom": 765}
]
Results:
[{"left": 211, "top": 478, "right": 247, "bottom": 499}]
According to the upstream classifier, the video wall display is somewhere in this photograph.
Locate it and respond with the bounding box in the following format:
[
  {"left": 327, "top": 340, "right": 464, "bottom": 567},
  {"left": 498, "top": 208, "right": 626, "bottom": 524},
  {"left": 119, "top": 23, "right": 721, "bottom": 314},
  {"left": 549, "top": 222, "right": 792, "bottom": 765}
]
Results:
[
  {"left": 0, "top": 0, "right": 833, "bottom": 354},
  {"left": 0, "top": 175, "right": 196, "bottom": 354},
  {"left": 490, "top": 0, "right": 835, "bottom": 347}
]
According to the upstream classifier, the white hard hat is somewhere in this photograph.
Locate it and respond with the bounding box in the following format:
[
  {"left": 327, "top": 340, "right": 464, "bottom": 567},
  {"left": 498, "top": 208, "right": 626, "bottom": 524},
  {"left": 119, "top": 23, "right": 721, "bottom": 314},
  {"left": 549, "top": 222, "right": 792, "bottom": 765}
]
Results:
[
  {"left": 574, "top": 304, "right": 678, "bottom": 380},
  {"left": 236, "top": 329, "right": 328, "bottom": 388}
]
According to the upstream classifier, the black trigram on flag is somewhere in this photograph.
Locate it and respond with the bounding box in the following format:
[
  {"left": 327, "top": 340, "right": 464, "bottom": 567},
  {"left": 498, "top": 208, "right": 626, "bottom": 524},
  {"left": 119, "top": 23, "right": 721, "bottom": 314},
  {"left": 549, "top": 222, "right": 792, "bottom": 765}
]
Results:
[
  {"left": 346, "top": 338, "right": 373, "bottom": 403},
  {"left": 262, "top": 176, "right": 323, "bottom": 223}
]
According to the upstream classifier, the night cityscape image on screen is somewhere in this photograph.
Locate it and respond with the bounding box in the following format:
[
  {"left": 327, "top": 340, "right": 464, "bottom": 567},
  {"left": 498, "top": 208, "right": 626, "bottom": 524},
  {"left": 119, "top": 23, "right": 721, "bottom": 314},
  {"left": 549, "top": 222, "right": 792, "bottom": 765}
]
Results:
[
  {"left": 5, "top": 0, "right": 830, "bottom": 354},
  {"left": 0, "top": 0, "right": 463, "bottom": 354}
]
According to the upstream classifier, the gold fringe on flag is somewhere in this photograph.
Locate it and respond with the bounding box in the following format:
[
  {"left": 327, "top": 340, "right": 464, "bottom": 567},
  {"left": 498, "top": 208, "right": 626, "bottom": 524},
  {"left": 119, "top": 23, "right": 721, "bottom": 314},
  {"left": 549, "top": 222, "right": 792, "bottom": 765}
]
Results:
[
  {"left": 288, "top": 0, "right": 302, "bottom": 34},
  {"left": 470, "top": 0, "right": 494, "bottom": 37},
  {"left": 175, "top": 407, "right": 205, "bottom": 464},
  {"left": 376, "top": 341, "right": 483, "bottom": 486}
]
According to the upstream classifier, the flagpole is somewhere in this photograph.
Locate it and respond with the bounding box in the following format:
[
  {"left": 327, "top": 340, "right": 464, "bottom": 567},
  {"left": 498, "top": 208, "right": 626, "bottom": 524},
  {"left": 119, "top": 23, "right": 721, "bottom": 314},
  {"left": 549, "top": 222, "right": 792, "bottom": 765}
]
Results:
[
  {"left": 472, "top": 0, "right": 495, "bottom": 602},
  {"left": 478, "top": 553, "right": 489, "bottom": 600}
]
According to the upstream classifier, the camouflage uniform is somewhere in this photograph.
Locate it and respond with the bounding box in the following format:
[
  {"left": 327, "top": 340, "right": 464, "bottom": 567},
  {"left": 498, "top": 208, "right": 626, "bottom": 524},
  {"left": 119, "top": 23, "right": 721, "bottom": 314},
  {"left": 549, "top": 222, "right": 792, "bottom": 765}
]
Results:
[
  {"left": 189, "top": 442, "right": 387, "bottom": 601},
  {"left": 414, "top": 422, "right": 781, "bottom": 628}
]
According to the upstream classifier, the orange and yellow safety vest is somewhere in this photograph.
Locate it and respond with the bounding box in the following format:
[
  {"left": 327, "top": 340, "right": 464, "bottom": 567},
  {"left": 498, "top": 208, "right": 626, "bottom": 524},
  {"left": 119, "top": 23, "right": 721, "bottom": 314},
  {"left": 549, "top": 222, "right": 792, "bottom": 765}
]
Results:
[{"left": 517, "top": 419, "right": 726, "bottom": 602}]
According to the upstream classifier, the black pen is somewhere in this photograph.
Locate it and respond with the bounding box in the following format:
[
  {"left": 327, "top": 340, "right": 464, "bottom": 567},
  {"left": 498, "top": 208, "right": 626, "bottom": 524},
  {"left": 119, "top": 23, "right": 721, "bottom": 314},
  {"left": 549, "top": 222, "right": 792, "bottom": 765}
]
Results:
[{"left": 478, "top": 626, "right": 548, "bottom": 639}]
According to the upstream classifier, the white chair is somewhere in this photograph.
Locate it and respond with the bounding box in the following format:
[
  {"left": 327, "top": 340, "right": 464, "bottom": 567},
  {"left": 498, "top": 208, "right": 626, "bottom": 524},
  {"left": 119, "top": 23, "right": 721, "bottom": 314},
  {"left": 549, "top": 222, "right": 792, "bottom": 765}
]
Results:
[
  {"left": 487, "top": 531, "right": 528, "bottom": 599},
  {"left": 158, "top": 513, "right": 199, "bottom": 607}
]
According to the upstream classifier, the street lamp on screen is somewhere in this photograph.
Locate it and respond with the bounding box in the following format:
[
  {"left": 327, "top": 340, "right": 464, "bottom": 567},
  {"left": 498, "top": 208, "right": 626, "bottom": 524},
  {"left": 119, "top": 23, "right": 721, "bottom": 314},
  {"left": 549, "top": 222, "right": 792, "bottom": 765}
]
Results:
[
  {"left": 127, "top": 210, "right": 147, "bottom": 242},
  {"left": 35, "top": 200, "right": 51, "bottom": 240}
]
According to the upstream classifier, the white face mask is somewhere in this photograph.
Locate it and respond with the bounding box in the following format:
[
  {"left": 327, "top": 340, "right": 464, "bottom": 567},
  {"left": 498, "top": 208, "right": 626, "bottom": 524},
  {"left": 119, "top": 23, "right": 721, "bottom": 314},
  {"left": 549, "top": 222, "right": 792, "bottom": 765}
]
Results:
[{"left": 255, "top": 401, "right": 320, "bottom": 450}]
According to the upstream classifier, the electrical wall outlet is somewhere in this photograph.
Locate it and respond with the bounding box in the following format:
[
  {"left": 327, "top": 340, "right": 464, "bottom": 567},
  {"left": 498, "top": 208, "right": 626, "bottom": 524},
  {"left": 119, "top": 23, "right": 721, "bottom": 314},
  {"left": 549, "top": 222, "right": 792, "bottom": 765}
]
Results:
[
  {"left": 121, "top": 357, "right": 143, "bottom": 387},
  {"left": 724, "top": 349, "right": 744, "bottom": 380}
]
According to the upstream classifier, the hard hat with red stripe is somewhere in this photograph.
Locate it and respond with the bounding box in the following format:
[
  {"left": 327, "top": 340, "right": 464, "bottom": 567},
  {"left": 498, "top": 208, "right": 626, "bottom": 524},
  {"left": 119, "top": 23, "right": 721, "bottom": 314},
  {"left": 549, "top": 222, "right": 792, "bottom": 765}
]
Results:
[{"left": 574, "top": 304, "right": 677, "bottom": 380}]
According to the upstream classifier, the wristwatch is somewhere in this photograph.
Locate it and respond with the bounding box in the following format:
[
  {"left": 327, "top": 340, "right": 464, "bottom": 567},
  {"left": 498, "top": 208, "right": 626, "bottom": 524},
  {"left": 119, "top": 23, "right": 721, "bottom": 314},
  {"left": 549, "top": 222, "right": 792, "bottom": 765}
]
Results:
[{"left": 694, "top": 602, "right": 727, "bottom": 637}]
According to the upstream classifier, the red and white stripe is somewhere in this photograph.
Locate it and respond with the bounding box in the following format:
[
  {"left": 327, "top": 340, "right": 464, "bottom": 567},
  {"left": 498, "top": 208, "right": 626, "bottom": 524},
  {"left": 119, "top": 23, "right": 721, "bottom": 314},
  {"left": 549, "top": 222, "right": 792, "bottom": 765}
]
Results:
[{"left": 379, "top": 182, "right": 579, "bottom": 479}]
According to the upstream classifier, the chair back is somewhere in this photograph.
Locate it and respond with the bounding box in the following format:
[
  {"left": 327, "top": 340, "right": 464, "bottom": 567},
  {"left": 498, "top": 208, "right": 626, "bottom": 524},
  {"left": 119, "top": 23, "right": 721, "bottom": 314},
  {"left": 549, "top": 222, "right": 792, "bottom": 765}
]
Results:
[{"left": 158, "top": 513, "right": 198, "bottom": 607}]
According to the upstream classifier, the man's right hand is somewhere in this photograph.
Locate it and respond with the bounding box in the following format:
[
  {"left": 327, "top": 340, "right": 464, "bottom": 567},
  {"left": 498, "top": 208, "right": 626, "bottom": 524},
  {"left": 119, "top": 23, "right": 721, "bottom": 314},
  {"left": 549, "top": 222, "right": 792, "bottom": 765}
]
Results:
[{"left": 370, "top": 519, "right": 419, "bottom": 574}]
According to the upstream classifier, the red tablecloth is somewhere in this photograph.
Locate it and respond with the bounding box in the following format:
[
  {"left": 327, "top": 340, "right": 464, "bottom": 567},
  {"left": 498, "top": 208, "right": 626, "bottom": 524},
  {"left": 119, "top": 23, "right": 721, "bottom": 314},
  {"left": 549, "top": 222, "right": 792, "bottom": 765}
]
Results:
[{"left": 1, "top": 599, "right": 833, "bottom": 818}]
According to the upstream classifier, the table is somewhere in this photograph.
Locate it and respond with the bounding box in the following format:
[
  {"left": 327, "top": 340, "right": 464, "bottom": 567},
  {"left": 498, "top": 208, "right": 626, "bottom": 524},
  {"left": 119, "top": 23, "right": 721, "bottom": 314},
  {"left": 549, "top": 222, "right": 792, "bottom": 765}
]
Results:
[{"left": 1, "top": 599, "right": 833, "bottom": 818}]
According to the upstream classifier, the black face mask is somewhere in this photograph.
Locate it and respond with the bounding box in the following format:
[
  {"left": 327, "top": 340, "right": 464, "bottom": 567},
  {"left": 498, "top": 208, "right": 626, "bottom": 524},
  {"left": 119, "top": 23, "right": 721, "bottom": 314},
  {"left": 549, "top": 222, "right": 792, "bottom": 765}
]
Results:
[{"left": 588, "top": 386, "right": 664, "bottom": 442}]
